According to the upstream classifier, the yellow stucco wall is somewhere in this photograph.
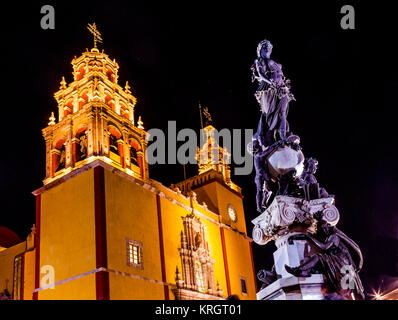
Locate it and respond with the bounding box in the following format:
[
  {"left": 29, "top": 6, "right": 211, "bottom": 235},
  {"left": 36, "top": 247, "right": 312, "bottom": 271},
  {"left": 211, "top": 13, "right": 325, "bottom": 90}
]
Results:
[
  {"left": 192, "top": 182, "right": 219, "bottom": 214},
  {"left": 102, "top": 168, "right": 256, "bottom": 300},
  {"left": 38, "top": 170, "right": 96, "bottom": 299},
  {"left": 23, "top": 249, "right": 36, "bottom": 300},
  {"left": 21, "top": 163, "right": 256, "bottom": 300},
  {"left": 215, "top": 183, "right": 256, "bottom": 300},
  {"left": 223, "top": 228, "right": 256, "bottom": 299},
  {"left": 192, "top": 180, "right": 257, "bottom": 300},
  {"left": 0, "top": 242, "right": 25, "bottom": 297},
  {"left": 214, "top": 183, "right": 247, "bottom": 234},
  {"left": 104, "top": 169, "right": 165, "bottom": 300},
  {"left": 157, "top": 196, "right": 185, "bottom": 299}
]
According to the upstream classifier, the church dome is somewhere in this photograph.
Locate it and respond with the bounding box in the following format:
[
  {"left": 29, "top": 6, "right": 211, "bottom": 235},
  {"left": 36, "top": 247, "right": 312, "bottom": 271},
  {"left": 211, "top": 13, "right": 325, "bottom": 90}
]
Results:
[{"left": 0, "top": 226, "right": 21, "bottom": 248}]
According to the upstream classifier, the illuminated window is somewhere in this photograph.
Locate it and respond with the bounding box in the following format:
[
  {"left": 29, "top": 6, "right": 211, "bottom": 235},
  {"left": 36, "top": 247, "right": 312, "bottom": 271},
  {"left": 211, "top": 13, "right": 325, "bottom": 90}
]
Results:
[
  {"left": 240, "top": 276, "right": 248, "bottom": 295},
  {"left": 126, "top": 238, "right": 143, "bottom": 269}
]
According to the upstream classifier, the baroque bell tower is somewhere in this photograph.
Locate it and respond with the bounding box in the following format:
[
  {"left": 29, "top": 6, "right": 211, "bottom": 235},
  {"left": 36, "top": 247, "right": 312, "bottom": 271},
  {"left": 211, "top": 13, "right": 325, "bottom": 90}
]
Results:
[
  {"left": 43, "top": 43, "right": 148, "bottom": 184},
  {"left": 32, "top": 26, "right": 156, "bottom": 300}
]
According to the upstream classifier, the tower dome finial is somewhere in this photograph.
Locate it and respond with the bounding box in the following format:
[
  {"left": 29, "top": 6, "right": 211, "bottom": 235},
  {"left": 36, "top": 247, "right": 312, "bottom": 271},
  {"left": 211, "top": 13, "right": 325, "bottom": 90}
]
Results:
[{"left": 48, "top": 112, "right": 56, "bottom": 126}]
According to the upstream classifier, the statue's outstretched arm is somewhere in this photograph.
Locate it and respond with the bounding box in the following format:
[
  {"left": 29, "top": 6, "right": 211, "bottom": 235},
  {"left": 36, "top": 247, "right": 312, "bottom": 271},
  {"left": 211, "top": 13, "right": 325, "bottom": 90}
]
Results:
[
  {"left": 255, "top": 59, "right": 271, "bottom": 85},
  {"left": 251, "top": 63, "right": 258, "bottom": 82}
]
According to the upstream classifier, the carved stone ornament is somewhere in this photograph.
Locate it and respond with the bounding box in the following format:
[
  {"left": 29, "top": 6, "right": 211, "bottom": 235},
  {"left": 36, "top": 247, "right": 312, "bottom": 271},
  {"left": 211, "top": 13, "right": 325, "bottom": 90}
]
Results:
[
  {"left": 251, "top": 195, "right": 339, "bottom": 245},
  {"left": 173, "top": 213, "right": 224, "bottom": 300}
]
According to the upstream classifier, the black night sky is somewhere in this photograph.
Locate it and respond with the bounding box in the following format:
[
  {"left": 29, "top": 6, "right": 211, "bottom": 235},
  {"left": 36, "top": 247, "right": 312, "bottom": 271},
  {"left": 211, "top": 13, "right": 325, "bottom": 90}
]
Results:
[{"left": 1, "top": 1, "right": 397, "bottom": 298}]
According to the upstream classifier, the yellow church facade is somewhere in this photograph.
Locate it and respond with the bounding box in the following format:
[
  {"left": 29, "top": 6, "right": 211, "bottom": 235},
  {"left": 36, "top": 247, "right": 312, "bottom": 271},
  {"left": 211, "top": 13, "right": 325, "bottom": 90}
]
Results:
[{"left": 0, "top": 43, "right": 257, "bottom": 300}]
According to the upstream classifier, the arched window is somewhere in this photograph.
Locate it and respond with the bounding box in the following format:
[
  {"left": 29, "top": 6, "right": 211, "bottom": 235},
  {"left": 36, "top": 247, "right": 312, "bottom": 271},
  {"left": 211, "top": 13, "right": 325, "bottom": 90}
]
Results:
[
  {"left": 109, "top": 134, "right": 119, "bottom": 155},
  {"left": 130, "top": 147, "right": 138, "bottom": 166},
  {"left": 56, "top": 144, "right": 66, "bottom": 172},
  {"left": 76, "top": 131, "right": 87, "bottom": 162},
  {"left": 107, "top": 124, "right": 123, "bottom": 165},
  {"left": 129, "top": 138, "right": 141, "bottom": 169}
]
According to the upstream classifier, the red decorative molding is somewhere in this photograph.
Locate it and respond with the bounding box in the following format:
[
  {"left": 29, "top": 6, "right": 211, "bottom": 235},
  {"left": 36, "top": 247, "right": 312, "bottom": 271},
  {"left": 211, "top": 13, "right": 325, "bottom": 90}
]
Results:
[
  {"left": 248, "top": 241, "right": 258, "bottom": 293},
  {"left": 220, "top": 227, "right": 231, "bottom": 296},
  {"left": 20, "top": 254, "right": 25, "bottom": 300},
  {"left": 94, "top": 166, "right": 110, "bottom": 300},
  {"left": 156, "top": 194, "right": 169, "bottom": 300},
  {"left": 33, "top": 194, "right": 41, "bottom": 300}
]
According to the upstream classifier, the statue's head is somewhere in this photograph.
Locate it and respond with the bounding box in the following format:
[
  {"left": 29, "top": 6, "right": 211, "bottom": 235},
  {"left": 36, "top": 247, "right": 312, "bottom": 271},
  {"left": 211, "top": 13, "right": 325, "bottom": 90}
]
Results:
[
  {"left": 257, "top": 39, "right": 273, "bottom": 59},
  {"left": 305, "top": 158, "right": 318, "bottom": 174}
]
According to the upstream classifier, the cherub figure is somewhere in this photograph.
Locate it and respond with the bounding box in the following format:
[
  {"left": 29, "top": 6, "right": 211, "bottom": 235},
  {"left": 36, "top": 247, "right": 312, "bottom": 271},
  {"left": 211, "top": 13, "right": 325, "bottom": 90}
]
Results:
[{"left": 299, "top": 158, "right": 329, "bottom": 200}]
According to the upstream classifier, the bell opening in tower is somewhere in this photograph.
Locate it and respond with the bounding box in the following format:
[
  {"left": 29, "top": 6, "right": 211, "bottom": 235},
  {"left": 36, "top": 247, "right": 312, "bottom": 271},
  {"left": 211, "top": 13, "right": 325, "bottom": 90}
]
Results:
[
  {"left": 109, "top": 134, "right": 119, "bottom": 155},
  {"left": 130, "top": 146, "right": 138, "bottom": 167},
  {"left": 56, "top": 145, "right": 66, "bottom": 173}
]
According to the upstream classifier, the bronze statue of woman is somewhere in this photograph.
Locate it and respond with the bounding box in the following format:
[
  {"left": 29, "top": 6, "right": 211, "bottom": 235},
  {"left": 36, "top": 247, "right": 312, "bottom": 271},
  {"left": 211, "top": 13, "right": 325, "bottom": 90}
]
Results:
[{"left": 251, "top": 39, "right": 295, "bottom": 142}]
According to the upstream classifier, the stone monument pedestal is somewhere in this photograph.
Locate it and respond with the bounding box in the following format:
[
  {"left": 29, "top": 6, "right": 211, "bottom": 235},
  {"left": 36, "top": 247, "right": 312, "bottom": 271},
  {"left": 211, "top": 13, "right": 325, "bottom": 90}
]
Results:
[
  {"left": 252, "top": 196, "right": 340, "bottom": 300},
  {"left": 257, "top": 274, "right": 325, "bottom": 300}
]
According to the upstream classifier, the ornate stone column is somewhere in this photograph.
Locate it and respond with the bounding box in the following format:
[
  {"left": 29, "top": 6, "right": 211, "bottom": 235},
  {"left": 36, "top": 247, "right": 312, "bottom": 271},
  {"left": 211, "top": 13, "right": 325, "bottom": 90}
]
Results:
[
  {"left": 65, "top": 125, "right": 73, "bottom": 169},
  {"left": 137, "top": 150, "right": 144, "bottom": 178},
  {"left": 122, "top": 128, "right": 130, "bottom": 168},
  {"left": 44, "top": 134, "right": 53, "bottom": 180},
  {"left": 99, "top": 112, "right": 108, "bottom": 156},
  {"left": 117, "top": 139, "right": 125, "bottom": 167},
  {"left": 51, "top": 149, "right": 61, "bottom": 177},
  {"left": 71, "top": 137, "right": 79, "bottom": 166},
  {"left": 87, "top": 110, "right": 95, "bottom": 157}
]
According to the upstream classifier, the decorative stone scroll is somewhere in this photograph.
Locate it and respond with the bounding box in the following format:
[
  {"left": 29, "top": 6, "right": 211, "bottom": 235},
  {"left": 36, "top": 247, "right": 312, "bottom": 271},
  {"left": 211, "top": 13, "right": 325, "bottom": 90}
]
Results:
[{"left": 251, "top": 195, "right": 339, "bottom": 245}]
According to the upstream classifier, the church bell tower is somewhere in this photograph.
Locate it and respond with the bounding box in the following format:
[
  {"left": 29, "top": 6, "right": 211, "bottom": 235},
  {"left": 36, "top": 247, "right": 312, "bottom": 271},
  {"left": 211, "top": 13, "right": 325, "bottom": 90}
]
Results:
[{"left": 43, "top": 45, "right": 149, "bottom": 184}]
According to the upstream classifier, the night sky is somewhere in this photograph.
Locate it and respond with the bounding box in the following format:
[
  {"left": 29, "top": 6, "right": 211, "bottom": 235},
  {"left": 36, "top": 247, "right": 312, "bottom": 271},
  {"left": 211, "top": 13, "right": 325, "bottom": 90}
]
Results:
[{"left": 1, "top": 1, "right": 397, "bottom": 297}]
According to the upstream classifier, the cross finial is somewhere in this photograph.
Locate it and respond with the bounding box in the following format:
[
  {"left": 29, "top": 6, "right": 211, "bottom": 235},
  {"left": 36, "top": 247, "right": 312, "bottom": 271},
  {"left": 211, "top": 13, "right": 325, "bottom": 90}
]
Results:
[{"left": 87, "top": 23, "right": 103, "bottom": 49}]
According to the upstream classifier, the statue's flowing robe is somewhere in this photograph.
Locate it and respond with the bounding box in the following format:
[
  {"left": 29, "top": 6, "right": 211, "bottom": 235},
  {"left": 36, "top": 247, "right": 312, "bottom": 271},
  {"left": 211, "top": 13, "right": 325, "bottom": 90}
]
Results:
[{"left": 256, "top": 87, "right": 290, "bottom": 134}]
